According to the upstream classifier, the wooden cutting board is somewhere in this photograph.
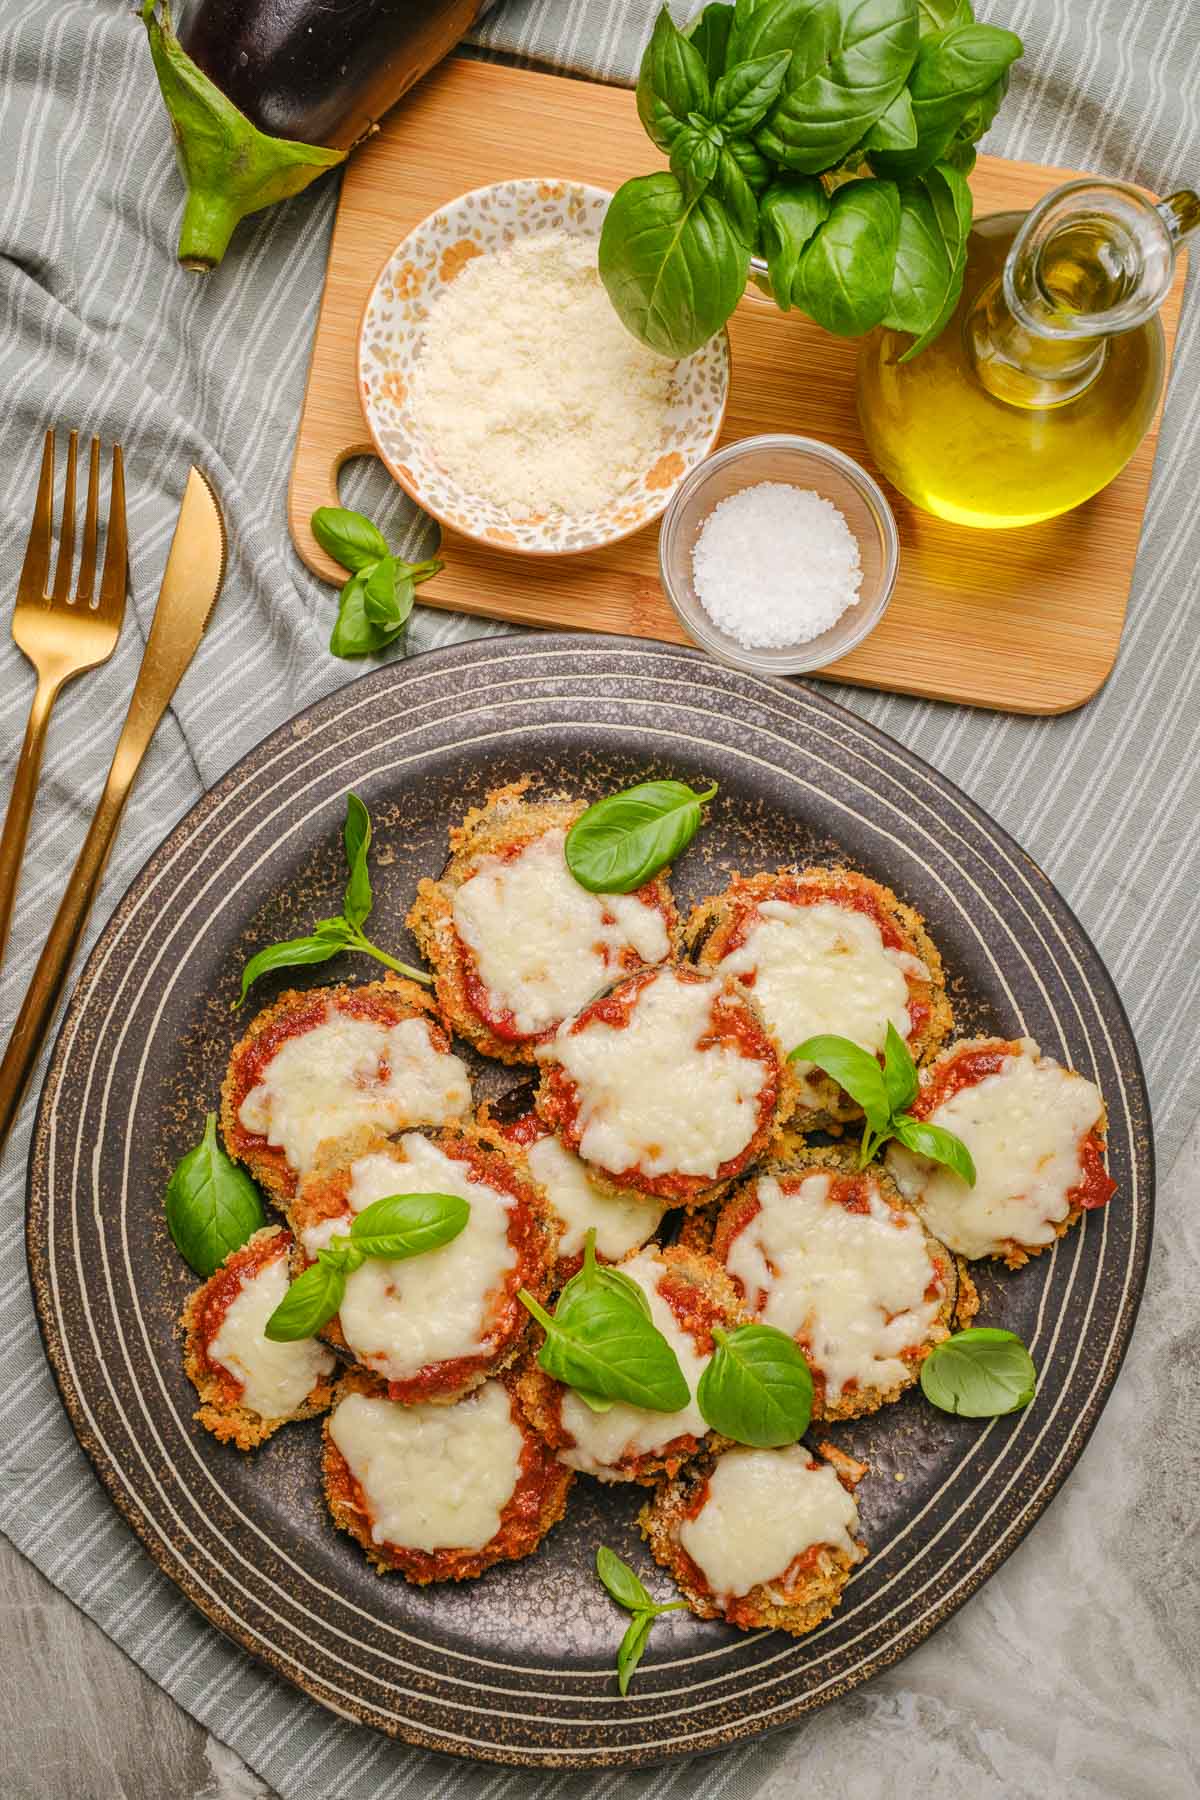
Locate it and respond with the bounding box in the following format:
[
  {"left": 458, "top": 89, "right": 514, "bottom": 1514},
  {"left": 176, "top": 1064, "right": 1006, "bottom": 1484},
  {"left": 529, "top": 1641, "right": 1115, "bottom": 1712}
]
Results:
[{"left": 289, "top": 57, "right": 1185, "bottom": 714}]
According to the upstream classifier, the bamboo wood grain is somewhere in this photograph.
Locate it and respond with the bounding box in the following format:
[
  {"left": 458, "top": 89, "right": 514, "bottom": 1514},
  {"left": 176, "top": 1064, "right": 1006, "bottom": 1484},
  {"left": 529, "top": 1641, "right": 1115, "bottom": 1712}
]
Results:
[{"left": 288, "top": 58, "right": 1186, "bottom": 716}]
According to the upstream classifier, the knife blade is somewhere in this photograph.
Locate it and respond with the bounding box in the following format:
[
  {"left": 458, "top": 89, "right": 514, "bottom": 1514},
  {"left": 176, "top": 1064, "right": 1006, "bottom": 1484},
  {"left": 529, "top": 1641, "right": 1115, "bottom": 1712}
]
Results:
[{"left": 0, "top": 467, "right": 227, "bottom": 1151}]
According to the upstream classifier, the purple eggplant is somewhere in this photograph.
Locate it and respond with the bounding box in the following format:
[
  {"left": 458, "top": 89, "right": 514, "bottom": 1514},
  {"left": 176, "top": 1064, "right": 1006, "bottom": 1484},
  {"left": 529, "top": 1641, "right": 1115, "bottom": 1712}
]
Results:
[{"left": 142, "top": 0, "right": 486, "bottom": 271}]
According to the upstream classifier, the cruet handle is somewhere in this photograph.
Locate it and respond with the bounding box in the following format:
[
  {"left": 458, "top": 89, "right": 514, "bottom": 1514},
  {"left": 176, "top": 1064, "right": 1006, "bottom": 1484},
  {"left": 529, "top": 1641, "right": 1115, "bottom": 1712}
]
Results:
[{"left": 1157, "top": 190, "right": 1200, "bottom": 246}]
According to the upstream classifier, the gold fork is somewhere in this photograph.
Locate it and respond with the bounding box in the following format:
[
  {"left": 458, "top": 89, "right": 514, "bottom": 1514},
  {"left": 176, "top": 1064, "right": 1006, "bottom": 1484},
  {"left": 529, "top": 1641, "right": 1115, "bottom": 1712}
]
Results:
[{"left": 0, "top": 430, "right": 128, "bottom": 973}]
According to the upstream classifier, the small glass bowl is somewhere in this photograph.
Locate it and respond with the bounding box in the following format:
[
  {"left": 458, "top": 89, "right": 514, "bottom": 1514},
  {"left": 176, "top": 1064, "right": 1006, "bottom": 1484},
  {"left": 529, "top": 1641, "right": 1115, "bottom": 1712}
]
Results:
[{"left": 658, "top": 434, "right": 899, "bottom": 676}]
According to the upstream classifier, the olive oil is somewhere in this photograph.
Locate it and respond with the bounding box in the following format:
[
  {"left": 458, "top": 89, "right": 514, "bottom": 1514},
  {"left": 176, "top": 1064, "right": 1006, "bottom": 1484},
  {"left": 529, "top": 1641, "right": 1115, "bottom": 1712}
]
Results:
[{"left": 856, "top": 212, "right": 1165, "bottom": 529}]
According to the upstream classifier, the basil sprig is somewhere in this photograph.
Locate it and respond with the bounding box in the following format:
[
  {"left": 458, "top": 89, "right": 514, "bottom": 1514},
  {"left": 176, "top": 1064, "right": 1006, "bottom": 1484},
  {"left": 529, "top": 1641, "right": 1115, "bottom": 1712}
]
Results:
[
  {"left": 565, "top": 778, "right": 718, "bottom": 894},
  {"left": 599, "top": 1, "right": 1022, "bottom": 359},
  {"left": 790, "top": 1022, "right": 976, "bottom": 1184},
  {"left": 519, "top": 1231, "right": 690, "bottom": 1414},
  {"left": 920, "top": 1327, "right": 1037, "bottom": 1417},
  {"left": 264, "top": 1190, "right": 469, "bottom": 1342},
  {"left": 595, "top": 1546, "right": 687, "bottom": 1696},
  {"left": 697, "top": 1323, "right": 813, "bottom": 1447},
  {"left": 165, "top": 1111, "right": 266, "bottom": 1277},
  {"left": 235, "top": 793, "right": 430, "bottom": 1006},
  {"left": 311, "top": 506, "right": 442, "bottom": 660}
]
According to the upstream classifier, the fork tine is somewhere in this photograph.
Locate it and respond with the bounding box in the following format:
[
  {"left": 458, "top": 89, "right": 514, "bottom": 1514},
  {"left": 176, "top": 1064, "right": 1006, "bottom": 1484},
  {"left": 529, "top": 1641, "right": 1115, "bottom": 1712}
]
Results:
[
  {"left": 96, "top": 445, "right": 128, "bottom": 626},
  {"left": 17, "top": 430, "right": 54, "bottom": 604},
  {"left": 75, "top": 436, "right": 101, "bottom": 607},
  {"left": 50, "top": 431, "right": 78, "bottom": 605}
]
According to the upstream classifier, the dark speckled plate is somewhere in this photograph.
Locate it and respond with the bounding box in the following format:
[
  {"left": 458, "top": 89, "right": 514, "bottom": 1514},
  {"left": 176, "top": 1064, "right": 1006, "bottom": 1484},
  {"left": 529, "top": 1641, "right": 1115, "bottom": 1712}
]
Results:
[{"left": 27, "top": 636, "right": 1153, "bottom": 1769}]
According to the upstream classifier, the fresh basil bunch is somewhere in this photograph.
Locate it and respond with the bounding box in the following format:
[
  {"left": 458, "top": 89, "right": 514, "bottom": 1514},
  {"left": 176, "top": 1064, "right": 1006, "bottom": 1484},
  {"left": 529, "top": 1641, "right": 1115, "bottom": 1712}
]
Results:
[
  {"left": 311, "top": 507, "right": 443, "bottom": 659},
  {"left": 599, "top": 0, "right": 1022, "bottom": 358}
]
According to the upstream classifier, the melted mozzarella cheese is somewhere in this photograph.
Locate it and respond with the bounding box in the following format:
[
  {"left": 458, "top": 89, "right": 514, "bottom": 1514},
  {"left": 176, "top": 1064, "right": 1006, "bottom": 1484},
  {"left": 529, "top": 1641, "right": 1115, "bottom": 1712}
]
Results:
[
  {"left": 724, "top": 1172, "right": 942, "bottom": 1400},
  {"left": 208, "top": 1252, "right": 335, "bottom": 1419},
  {"left": 887, "top": 1042, "right": 1104, "bottom": 1259},
  {"left": 329, "top": 1381, "right": 524, "bottom": 1552},
  {"left": 678, "top": 1448, "right": 863, "bottom": 1599},
  {"left": 310, "top": 1135, "right": 517, "bottom": 1380},
  {"left": 526, "top": 1132, "right": 665, "bottom": 1260},
  {"left": 451, "top": 828, "right": 670, "bottom": 1036},
  {"left": 238, "top": 1011, "right": 470, "bottom": 1175},
  {"left": 717, "top": 899, "right": 925, "bottom": 1105},
  {"left": 559, "top": 1249, "right": 711, "bottom": 1476},
  {"left": 541, "top": 970, "right": 768, "bottom": 1179}
]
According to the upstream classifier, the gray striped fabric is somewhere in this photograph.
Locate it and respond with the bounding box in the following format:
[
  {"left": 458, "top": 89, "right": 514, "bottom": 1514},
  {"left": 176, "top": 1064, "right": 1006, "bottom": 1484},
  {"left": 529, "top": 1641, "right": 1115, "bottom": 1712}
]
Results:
[{"left": 0, "top": 1, "right": 1197, "bottom": 1795}]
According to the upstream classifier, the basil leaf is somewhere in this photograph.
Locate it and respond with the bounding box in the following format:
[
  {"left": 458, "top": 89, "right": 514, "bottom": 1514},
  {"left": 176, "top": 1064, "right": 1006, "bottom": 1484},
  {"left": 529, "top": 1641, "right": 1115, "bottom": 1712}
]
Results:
[
  {"left": 617, "top": 1612, "right": 656, "bottom": 1697},
  {"left": 919, "top": 1327, "right": 1036, "bottom": 1417},
  {"left": 565, "top": 778, "right": 717, "bottom": 894},
  {"left": 233, "top": 934, "right": 343, "bottom": 1008},
  {"left": 311, "top": 505, "right": 389, "bottom": 573},
  {"left": 789, "top": 1033, "right": 891, "bottom": 1132},
  {"left": 725, "top": 136, "right": 772, "bottom": 194},
  {"left": 520, "top": 1287, "right": 692, "bottom": 1413},
  {"left": 565, "top": 1230, "right": 654, "bottom": 1321},
  {"left": 739, "top": 0, "right": 918, "bottom": 176},
  {"left": 263, "top": 1253, "right": 347, "bottom": 1343},
  {"left": 312, "top": 915, "right": 354, "bottom": 944},
  {"left": 326, "top": 1233, "right": 366, "bottom": 1274},
  {"left": 347, "top": 1190, "right": 470, "bottom": 1259},
  {"left": 643, "top": 5, "right": 711, "bottom": 122},
  {"left": 574, "top": 1389, "right": 617, "bottom": 1414},
  {"left": 599, "top": 173, "right": 749, "bottom": 358},
  {"left": 882, "top": 1021, "right": 919, "bottom": 1115},
  {"left": 697, "top": 1323, "right": 813, "bottom": 1447},
  {"left": 165, "top": 1112, "right": 266, "bottom": 1278},
  {"left": 686, "top": 2, "right": 734, "bottom": 83},
  {"left": 759, "top": 175, "right": 829, "bottom": 309},
  {"left": 711, "top": 49, "right": 791, "bottom": 138},
  {"left": 670, "top": 125, "right": 720, "bottom": 202},
  {"left": 711, "top": 146, "right": 761, "bottom": 247},
  {"left": 893, "top": 1114, "right": 977, "bottom": 1186},
  {"left": 596, "top": 1545, "right": 654, "bottom": 1613},
  {"left": 329, "top": 572, "right": 405, "bottom": 659},
  {"left": 342, "top": 792, "right": 373, "bottom": 929},
  {"left": 917, "top": 0, "right": 974, "bottom": 35},
  {"left": 870, "top": 22, "right": 1022, "bottom": 181},
  {"left": 792, "top": 177, "right": 901, "bottom": 337},
  {"left": 363, "top": 557, "right": 416, "bottom": 630},
  {"left": 863, "top": 84, "right": 918, "bottom": 152}
]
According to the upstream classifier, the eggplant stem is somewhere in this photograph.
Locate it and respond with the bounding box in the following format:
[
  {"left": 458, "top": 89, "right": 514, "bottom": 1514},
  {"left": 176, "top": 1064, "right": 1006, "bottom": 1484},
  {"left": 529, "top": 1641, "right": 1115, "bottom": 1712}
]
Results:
[{"left": 176, "top": 187, "right": 245, "bottom": 272}]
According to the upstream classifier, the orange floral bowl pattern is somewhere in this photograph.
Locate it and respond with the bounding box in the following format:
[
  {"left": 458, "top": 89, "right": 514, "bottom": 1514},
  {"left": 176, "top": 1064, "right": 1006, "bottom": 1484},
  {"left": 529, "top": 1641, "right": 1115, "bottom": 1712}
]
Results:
[{"left": 357, "top": 178, "right": 731, "bottom": 557}]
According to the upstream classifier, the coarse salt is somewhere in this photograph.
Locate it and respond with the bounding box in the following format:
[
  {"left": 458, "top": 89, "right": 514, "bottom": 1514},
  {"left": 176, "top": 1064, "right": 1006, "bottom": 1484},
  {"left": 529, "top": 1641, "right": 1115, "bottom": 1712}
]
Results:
[
  {"left": 409, "top": 234, "right": 676, "bottom": 519},
  {"left": 691, "top": 482, "right": 863, "bottom": 648}
]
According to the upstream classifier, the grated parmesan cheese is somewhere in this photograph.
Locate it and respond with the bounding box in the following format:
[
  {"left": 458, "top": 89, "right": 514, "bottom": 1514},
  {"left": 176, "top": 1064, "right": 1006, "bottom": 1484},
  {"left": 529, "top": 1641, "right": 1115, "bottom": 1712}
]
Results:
[
  {"left": 409, "top": 234, "right": 676, "bottom": 518},
  {"left": 691, "top": 482, "right": 863, "bottom": 648}
]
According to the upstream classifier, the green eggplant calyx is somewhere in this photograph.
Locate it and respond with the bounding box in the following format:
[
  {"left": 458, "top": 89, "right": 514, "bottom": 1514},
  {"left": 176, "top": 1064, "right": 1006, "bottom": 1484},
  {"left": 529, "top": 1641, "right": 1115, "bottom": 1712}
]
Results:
[{"left": 142, "top": 0, "right": 347, "bottom": 271}]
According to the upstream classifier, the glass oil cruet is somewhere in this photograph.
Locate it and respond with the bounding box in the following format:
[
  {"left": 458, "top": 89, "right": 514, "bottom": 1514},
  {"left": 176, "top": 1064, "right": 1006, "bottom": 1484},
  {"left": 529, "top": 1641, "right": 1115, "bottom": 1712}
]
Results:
[{"left": 856, "top": 179, "right": 1200, "bottom": 529}]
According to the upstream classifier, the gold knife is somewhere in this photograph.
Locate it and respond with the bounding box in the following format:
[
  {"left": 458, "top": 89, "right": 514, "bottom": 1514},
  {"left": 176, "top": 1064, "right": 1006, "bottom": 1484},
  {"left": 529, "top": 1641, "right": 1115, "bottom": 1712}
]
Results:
[{"left": 0, "top": 467, "right": 227, "bottom": 1151}]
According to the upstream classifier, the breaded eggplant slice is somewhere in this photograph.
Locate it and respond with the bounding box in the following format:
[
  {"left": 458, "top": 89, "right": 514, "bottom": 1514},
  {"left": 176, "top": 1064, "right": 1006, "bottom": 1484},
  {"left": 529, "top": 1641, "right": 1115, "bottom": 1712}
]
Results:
[
  {"left": 221, "top": 975, "right": 470, "bottom": 1208},
  {"left": 182, "top": 1225, "right": 336, "bottom": 1449},
  {"left": 480, "top": 1092, "right": 667, "bottom": 1284},
  {"left": 535, "top": 963, "right": 794, "bottom": 1210},
  {"left": 641, "top": 1441, "right": 868, "bottom": 1635},
  {"left": 406, "top": 778, "right": 676, "bottom": 1066},
  {"left": 711, "top": 1149, "right": 959, "bottom": 1422},
  {"left": 291, "top": 1120, "right": 557, "bottom": 1404},
  {"left": 517, "top": 1244, "right": 741, "bottom": 1485},
  {"left": 323, "top": 1367, "right": 572, "bottom": 1582},
  {"left": 682, "top": 866, "right": 952, "bottom": 1129},
  {"left": 887, "top": 1036, "right": 1117, "bottom": 1267}
]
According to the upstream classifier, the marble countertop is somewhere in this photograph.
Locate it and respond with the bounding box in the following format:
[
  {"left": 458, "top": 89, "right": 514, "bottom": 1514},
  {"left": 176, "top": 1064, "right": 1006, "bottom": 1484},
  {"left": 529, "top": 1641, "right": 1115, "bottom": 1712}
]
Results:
[{"left": 4, "top": 1123, "right": 1198, "bottom": 1800}]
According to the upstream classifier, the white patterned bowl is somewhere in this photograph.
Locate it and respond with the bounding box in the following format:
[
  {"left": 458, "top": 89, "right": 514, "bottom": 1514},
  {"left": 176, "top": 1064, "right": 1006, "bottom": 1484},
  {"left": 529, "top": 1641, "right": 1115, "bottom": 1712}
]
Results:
[{"left": 357, "top": 178, "right": 731, "bottom": 557}]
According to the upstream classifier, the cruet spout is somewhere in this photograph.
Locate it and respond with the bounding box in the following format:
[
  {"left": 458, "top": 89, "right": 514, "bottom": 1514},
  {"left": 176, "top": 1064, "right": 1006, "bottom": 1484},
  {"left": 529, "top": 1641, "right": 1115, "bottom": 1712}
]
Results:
[{"left": 1005, "top": 179, "right": 1192, "bottom": 343}]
